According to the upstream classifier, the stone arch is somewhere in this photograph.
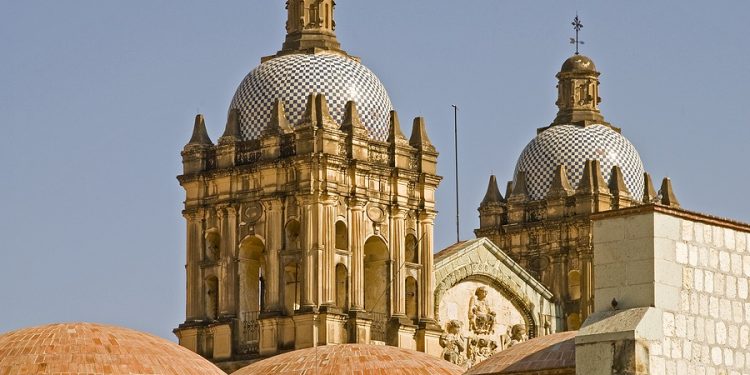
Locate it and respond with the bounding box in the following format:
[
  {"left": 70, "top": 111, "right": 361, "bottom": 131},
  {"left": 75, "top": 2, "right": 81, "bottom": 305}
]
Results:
[
  {"left": 204, "top": 228, "right": 220, "bottom": 262},
  {"left": 285, "top": 219, "right": 301, "bottom": 250},
  {"left": 363, "top": 236, "right": 389, "bottom": 315},
  {"left": 404, "top": 233, "right": 419, "bottom": 263},
  {"left": 283, "top": 260, "right": 301, "bottom": 315},
  {"left": 204, "top": 275, "right": 219, "bottom": 321},
  {"left": 335, "top": 263, "right": 348, "bottom": 310},
  {"left": 335, "top": 220, "right": 348, "bottom": 250},
  {"left": 434, "top": 265, "right": 539, "bottom": 339},
  {"left": 405, "top": 276, "right": 418, "bottom": 323},
  {"left": 239, "top": 235, "right": 266, "bottom": 315}
]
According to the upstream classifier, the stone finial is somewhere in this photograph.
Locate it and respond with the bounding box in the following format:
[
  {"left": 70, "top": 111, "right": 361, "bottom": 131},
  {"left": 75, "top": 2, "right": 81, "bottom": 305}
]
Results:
[
  {"left": 219, "top": 109, "right": 241, "bottom": 144},
  {"left": 577, "top": 160, "right": 609, "bottom": 195},
  {"left": 264, "top": 99, "right": 293, "bottom": 136},
  {"left": 505, "top": 181, "right": 514, "bottom": 201},
  {"left": 480, "top": 175, "right": 504, "bottom": 207},
  {"left": 546, "top": 165, "right": 575, "bottom": 199},
  {"left": 549, "top": 55, "right": 613, "bottom": 129},
  {"left": 187, "top": 114, "right": 213, "bottom": 146},
  {"left": 278, "top": 0, "right": 345, "bottom": 56},
  {"left": 303, "top": 93, "right": 318, "bottom": 126},
  {"left": 388, "top": 111, "right": 409, "bottom": 146},
  {"left": 409, "top": 117, "right": 435, "bottom": 152},
  {"left": 642, "top": 172, "right": 658, "bottom": 203},
  {"left": 341, "top": 101, "right": 367, "bottom": 137},
  {"left": 315, "top": 94, "right": 338, "bottom": 129},
  {"left": 659, "top": 177, "right": 680, "bottom": 207},
  {"left": 608, "top": 165, "right": 631, "bottom": 198},
  {"left": 509, "top": 172, "right": 529, "bottom": 201}
]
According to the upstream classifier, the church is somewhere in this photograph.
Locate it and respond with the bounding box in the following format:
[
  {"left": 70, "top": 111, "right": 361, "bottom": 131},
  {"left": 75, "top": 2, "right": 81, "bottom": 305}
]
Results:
[{"left": 1, "top": 2, "right": 748, "bottom": 375}]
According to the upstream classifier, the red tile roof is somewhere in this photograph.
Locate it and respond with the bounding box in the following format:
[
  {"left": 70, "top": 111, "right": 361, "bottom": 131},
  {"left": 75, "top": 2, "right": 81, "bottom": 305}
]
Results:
[
  {"left": 233, "top": 344, "right": 464, "bottom": 375},
  {"left": 0, "top": 322, "right": 226, "bottom": 375},
  {"left": 464, "top": 331, "right": 577, "bottom": 375}
]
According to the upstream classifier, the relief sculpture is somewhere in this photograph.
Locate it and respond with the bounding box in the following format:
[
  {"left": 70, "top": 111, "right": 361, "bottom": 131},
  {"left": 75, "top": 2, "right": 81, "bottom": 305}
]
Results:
[
  {"left": 439, "top": 320, "right": 466, "bottom": 366},
  {"left": 466, "top": 287, "right": 500, "bottom": 367}
]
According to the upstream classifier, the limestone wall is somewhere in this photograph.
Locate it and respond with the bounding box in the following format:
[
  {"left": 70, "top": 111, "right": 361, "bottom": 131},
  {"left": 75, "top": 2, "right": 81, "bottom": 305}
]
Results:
[
  {"left": 587, "top": 206, "right": 750, "bottom": 374},
  {"left": 653, "top": 215, "right": 750, "bottom": 373}
]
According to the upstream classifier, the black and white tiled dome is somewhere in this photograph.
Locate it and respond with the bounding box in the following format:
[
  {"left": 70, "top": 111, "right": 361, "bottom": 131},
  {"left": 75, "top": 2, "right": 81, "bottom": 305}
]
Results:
[
  {"left": 230, "top": 53, "right": 393, "bottom": 141},
  {"left": 513, "top": 124, "right": 645, "bottom": 201}
]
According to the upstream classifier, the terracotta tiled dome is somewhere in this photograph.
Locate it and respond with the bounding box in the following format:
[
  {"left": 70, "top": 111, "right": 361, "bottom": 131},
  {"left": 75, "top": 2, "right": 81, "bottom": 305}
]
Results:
[
  {"left": 465, "top": 331, "right": 577, "bottom": 375},
  {"left": 0, "top": 322, "right": 226, "bottom": 375},
  {"left": 233, "top": 344, "right": 464, "bottom": 375}
]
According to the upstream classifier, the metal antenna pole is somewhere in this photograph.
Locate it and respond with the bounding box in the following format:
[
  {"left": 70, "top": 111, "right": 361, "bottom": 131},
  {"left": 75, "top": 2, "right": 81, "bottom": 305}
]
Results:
[{"left": 452, "top": 105, "right": 460, "bottom": 243}]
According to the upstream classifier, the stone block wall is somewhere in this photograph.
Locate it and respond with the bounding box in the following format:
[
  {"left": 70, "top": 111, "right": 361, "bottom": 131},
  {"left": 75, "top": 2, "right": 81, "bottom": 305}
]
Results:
[
  {"left": 652, "top": 215, "right": 750, "bottom": 374},
  {"left": 587, "top": 206, "right": 750, "bottom": 374}
]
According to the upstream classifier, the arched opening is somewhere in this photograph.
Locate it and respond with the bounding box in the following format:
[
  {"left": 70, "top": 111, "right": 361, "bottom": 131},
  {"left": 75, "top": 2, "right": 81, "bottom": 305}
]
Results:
[
  {"left": 239, "top": 236, "right": 265, "bottom": 317},
  {"left": 363, "top": 236, "right": 389, "bottom": 315},
  {"left": 205, "top": 229, "right": 220, "bottom": 262},
  {"left": 204, "top": 276, "right": 219, "bottom": 321},
  {"left": 567, "top": 270, "right": 581, "bottom": 300},
  {"left": 405, "top": 276, "right": 418, "bottom": 323},
  {"left": 285, "top": 220, "right": 300, "bottom": 251},
  {"left": 405, "top": 234, "right": 419, "bottom": 263},
  {"left": 283, "top": 262, "right": 301, "bottom": 315},
  {"left": 335, "top": 221, "right": 348, "bottom": 250},
  {"left": 335, "top": 263, "right": 348, "bottom": 310}
]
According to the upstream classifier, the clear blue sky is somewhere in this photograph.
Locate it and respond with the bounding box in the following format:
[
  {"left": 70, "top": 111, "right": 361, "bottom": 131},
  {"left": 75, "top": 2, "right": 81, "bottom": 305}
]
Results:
[{"left": 2, "top": 1, "right": 748, "bottom": 340}]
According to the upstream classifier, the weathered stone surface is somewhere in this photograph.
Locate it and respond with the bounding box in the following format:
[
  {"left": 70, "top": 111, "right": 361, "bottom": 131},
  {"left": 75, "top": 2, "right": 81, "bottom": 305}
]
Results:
[{"left": 587, "top": 206, "right": 750, "bottom": 374}]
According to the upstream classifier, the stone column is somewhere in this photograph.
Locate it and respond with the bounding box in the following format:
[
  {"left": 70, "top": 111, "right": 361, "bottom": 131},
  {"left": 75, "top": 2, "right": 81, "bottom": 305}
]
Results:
[
  {"left": 580, "top": 249, "right": 594, "bottom": 321},
  {"left": 418, "top": 212, "right": 436, "bottom": 321},
  {"left": 350, "top": 201, "right": 366, "bottom": 311},
  {"left": 391, "top": 208, "right": 406, "bottom": 316},
  {"left": 264, "top": 199, "right": 282, "bottom": 312},
  {"left": 321, "top": 198, "right": 336, "bottom": 306},
  {"left": 184, "top": 210, "right": 203, "bottom": 321},
  {"left": 219, "top": 206, "right": 238, "bottom": 317},
  {"left": 314, "top": 200, "right": 324, "bottom": 306},
  {"left": 300, "top": 197, "right": 316, "bottom": 308}
]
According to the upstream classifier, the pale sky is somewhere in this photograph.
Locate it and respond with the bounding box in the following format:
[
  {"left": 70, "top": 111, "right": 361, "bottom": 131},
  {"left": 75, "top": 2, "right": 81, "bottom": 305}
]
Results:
[{"left": 2, "top": 1, "right": 748, "bottom": 340}]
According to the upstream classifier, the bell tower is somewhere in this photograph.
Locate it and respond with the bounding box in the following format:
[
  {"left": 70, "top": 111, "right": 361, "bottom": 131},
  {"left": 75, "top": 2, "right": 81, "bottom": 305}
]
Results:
[{"left": 174, "top": 1, "right": 443, "bottom": 370}]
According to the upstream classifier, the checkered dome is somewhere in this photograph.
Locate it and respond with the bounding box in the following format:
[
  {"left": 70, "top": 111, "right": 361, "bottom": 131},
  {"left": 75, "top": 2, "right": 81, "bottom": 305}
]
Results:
[
  {"left": 230, "top": 53, "right": 393, "bottom": 141},
  {"left": 513, "top": 124, "right": 645, "bottom": 201}
]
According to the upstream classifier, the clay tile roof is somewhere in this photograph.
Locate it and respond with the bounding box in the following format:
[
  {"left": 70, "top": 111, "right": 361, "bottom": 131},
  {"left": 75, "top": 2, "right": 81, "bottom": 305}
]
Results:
[
  {"left": 233, "top": 344, "right": 464, "bottom": 375},
  {"left": 0, "top": 322, "right": 226, "bottom": 375},
  {"left": 465, "top": 331, "right": 577, "bottom": 375}
]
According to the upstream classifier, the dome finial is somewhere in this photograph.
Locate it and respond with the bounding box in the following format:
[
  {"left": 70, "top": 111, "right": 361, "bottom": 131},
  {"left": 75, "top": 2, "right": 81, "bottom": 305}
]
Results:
[{"left": 277, "top": 0, "right": 346, "bottom": 57}]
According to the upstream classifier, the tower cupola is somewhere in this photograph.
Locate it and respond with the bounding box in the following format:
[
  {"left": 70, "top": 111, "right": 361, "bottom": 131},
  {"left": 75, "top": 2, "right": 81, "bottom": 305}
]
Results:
[
  {"left": 278, "top": 0, "right": 345, "bottom": 57},
  {"left": 551, "top": 54, "right": 610, "bottom": 128}
]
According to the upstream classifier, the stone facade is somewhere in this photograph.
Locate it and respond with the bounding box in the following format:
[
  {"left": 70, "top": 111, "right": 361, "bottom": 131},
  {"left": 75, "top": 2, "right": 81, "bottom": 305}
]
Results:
[
  {"left": 474, "top": 56, "right": 681, "bottom": 330},
  {"left": 433, "top": 238, "right": 561, "bottom": 368},
  {"left": 174, "top": 2, "right": 442, "bottom": 370},
  {"left": 577, "top": 204, "right": 750, "bottom": 374}
]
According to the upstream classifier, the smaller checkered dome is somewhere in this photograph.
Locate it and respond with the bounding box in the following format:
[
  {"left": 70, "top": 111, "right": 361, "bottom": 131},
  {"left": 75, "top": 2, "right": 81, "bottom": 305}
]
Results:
[
  {"left": 230, "top": 53, "right": 393, "bottom": 141},
  {"left": 514, "top": 124, "right": 645, "bottom": 201}
]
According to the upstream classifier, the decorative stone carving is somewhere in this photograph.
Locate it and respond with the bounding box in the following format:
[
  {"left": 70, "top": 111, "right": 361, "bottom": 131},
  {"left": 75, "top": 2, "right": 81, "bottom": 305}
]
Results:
[
  {"left": 468, "top": 287, "right": 496, "bottom": 335},
  {"left": 507, "top": 324, "right": 528, "bottom": 347},
  {"left": 366, "top": 205, "right": 385, "bottom": 223},
  {"left": 206, "top": 239, "right": 220, "bottom": 262},
  {"left": 439, "top": 320, "right": 466, "bottom": 366},
  {"left": 245, "top": 202, "right": 264, "bottom": 224},
  {"left": 467, "top": 337, "right": 498, "bottom": 366}
]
